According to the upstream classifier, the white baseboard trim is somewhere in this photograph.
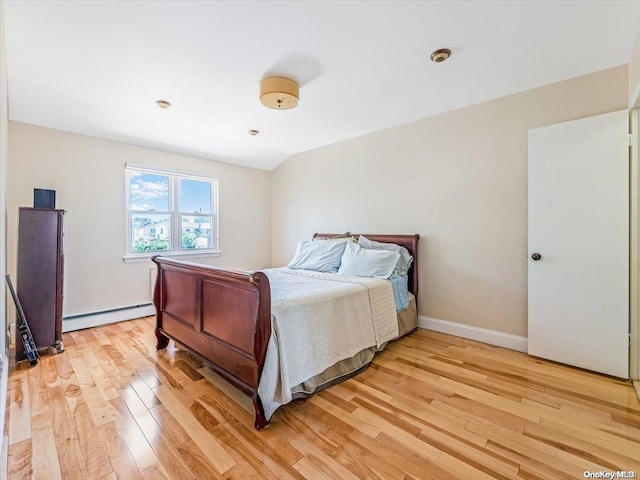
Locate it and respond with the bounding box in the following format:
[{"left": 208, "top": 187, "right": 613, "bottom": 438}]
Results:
[
  {"left": 418, "top": 315, "right": 528, "bottom": 353},
  {"left": 62, "top": 304, "right": 156, "bottom": 332}
]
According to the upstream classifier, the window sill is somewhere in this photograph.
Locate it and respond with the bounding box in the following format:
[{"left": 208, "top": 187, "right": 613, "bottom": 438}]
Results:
[{"left": 122, "top": 250, "right": 221, "bottom": 264}]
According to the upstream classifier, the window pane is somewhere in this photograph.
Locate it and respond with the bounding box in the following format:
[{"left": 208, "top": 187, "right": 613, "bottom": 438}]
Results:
[
  {"left": 131, "top": 214, "right": 170, "bottom": 252},
  {"left": 179, "top": 178, "right": 212, "bottom": 214},
  {"left": 129, "top": 171, "right": 170, "bottom": 211},
  {"left": 181, "top": 215, "right": 212, "bottom": 249}
]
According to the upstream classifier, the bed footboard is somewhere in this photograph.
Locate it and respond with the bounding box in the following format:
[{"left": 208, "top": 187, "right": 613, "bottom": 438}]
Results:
[{"left": 152, "top": 256, "right": 271, "bottom": 429}]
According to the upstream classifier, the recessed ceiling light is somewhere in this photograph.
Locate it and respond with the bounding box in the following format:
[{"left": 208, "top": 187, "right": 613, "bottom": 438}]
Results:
[
  {"left": 156, "top": 99, "right": 172, "bottom": 109},
  {"left": 248, "top": 129, "right": 260, "bottom": 136},
  {"left": 430, "top": 48, "right": 451, "bottom": 63}
]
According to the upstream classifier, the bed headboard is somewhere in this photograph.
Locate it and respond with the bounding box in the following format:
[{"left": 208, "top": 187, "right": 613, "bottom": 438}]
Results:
[{"left": 312, "top": 233, "right": 420, "bottom": 306}]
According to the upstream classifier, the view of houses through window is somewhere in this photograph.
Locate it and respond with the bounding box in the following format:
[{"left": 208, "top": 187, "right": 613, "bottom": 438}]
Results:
[{"left": 127, "top": 167, "right": 218, "bottom": 254}]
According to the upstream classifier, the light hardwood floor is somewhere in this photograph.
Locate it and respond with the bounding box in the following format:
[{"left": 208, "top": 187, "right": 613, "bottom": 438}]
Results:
[{"left": 4, "top": 317, "right": 640, "bottom": 479}]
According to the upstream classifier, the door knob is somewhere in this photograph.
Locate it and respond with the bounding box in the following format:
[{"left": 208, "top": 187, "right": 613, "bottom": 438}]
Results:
[{"left": 531, "top": 253, "right": 542, "bottom": 261}]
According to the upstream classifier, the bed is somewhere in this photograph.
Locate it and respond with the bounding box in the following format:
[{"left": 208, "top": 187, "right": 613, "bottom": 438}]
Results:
[{"left": 152, "top": 233, "right": 420, "bottom": 429}]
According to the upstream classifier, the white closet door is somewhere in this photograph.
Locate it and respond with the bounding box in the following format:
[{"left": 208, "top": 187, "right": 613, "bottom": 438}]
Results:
[{"left": 528, "top": 110, "right": 629, "bottom": 378}]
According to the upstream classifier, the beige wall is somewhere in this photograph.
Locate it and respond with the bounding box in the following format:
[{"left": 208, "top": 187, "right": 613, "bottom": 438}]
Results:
[
  {"left": 630, "top": 31, "right": 640, "bottom": 107},
  {"left": 7, "top": 122, "right": 272, "bottom": 317},
  {"left": 272, "top": 65, "right": 628, "bottom": 338}
]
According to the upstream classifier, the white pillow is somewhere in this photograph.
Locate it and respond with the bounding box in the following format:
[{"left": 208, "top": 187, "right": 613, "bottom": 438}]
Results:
[
  {"left": 287, "top": 239, "right": 348, "bottom": 272},
  {"left": 357, "top": 235, "right": 413, "bottom": 276},
  {"left": 338, "top": 242, "right": 400, "bottom": 279}
]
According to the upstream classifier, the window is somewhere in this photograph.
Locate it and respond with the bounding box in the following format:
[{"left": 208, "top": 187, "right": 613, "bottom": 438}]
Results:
[{"left": 125, "top": 166, "right": 219, "bottom": 261}]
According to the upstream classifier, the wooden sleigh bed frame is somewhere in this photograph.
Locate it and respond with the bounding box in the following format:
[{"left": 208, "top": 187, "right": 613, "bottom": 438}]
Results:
[{"left": 152, "top": 233, "right": 420, "bottom": 429}]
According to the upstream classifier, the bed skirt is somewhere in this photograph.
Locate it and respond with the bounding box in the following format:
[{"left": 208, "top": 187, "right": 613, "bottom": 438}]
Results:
[{"left": 290, "top": 293, "right": 417, "bottom": 399}]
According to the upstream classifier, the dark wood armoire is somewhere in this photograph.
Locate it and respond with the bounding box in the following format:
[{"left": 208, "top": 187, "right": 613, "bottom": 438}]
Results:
[{"left": 16, "top": 207, "right": 65, "bottom": 359}]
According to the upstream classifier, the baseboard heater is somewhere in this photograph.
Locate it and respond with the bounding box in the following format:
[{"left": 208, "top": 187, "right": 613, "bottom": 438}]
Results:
[{"left": 62, "top": 303, "right": 155, "bottom": 332}]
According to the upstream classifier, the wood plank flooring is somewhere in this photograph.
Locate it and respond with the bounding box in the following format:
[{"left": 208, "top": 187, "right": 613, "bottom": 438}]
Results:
[{"left": 4, "top": 317, "right": 640, "bottom": 479}]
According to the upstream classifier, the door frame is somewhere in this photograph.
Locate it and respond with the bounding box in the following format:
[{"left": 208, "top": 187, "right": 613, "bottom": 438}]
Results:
[{"left": 631, "top": 107, "right": 639, "bottom": 381}]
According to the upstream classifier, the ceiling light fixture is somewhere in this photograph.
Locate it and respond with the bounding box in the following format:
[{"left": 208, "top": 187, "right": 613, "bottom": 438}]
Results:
[
  {"left": 248, "top": 129, "right": 260, "bottom": 136},
  {"left": 430, "top": 48, "right": 451, "bottom": 63},
  {"left": 156, "top": 99, "right": 172, "bottom": 109},
  {"left": 259, "top": 77, "right": 299, "bottom": 110}
]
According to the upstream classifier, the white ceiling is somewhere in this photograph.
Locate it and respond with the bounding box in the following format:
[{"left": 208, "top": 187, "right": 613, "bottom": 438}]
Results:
[{"left": 4, "top": 0, "right": 640, "bottom": 171}]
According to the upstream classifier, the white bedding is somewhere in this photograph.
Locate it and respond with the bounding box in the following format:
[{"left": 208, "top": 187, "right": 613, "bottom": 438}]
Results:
[{"left": 257, "top": 268, "right": 398, "bottom": 420}]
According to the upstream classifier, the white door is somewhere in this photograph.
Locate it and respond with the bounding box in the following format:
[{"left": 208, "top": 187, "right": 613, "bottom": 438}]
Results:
[{"left": 528, "top": 110, "right": 629, "bottom": 378}]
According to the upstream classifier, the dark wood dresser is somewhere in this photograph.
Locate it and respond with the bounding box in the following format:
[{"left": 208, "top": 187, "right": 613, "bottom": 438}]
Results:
[{"left": 16, "top": 207, "right": 65, "bottom": 359}]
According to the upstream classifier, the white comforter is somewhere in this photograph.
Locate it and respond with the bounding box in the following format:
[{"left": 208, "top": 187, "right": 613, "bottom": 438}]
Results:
[{"left": 257, "top": 268, "right": 398, "bottom": 420}]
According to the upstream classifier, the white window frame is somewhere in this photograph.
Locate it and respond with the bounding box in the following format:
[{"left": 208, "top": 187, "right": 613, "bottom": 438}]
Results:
[{"left": 123, "top": 164, "right": 220, "bottom": 263}]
